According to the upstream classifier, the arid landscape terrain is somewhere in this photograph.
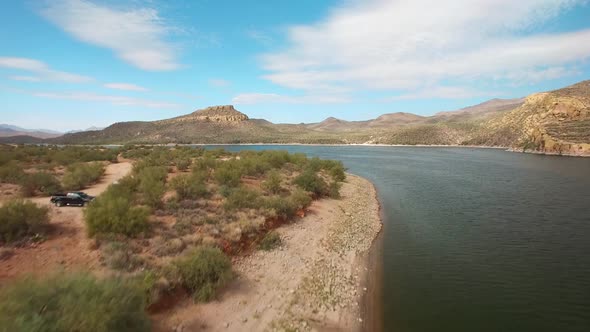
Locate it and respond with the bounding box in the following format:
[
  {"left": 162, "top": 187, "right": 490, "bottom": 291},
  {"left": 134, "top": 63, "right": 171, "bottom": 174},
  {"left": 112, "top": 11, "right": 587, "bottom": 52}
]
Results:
[
  {"left": 3, "top": 80, "right": 589, "bottom": 156},
  {"left": 0, "top": 145, "right": 381, "bottom": 331}
]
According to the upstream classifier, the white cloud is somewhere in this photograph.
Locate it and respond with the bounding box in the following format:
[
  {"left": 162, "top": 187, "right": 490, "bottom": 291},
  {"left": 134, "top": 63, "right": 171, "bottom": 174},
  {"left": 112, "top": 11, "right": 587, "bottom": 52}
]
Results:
[
  {"left": 0, "top": 57, "right": 92, "bottom": 83},
  {"left": 41, "top": 0, "right": 180, "bottom": 71},
  {"left": 232, "top": 93, "right": 351, "bottom": 105},
  {"left": 33, "top": 91, "right": 180, "bottom": 108},
  {"left": 209, "top": 79, "right": 231, "bottom": 87},
  {"left": 10, "top": 76, "right": 42, "bottom": 82},
  {"left": 104, "top": 82, "right": 148, "bottom": 91},
  {"left": 261, "top": 0, "right": 590, "bottom": 94},
  {"left": 384, "top": 86, "right": 500, "bottom": 101}
]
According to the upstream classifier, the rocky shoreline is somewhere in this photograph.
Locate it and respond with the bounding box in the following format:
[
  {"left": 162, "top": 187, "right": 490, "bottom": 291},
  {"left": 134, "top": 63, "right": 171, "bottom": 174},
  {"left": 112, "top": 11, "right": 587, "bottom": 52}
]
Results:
[{"left": 155, "top": 174, "right": 383, "bottom": 331}]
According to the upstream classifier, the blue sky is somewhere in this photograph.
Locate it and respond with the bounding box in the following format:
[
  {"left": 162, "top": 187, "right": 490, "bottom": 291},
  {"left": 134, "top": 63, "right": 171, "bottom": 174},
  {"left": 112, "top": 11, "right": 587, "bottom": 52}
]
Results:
[{"left": 1, "top": 0, "right": 590, "bottom": 131}]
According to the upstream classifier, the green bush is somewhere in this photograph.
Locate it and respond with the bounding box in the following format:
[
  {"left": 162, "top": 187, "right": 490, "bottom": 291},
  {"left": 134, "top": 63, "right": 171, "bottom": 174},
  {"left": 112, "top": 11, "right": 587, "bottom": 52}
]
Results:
[
  {"left": 176, "top": 158, "right": 191, "bottom": 171},
  {"left": 290, "top": 189, "right": 313, "bottom": 210},
  {"left": 214, "top": 162, "right": 242, "bottom": 187},
  {"left": 293, "top": 169, "right": 328, "bottom": 197},
  {"left": 170, "top": 173, "right": 208, "bottom": 200},
  {"left": 170, "top": 247, "right": 232, "bottom": 302},
  {"left": 0, "top": 200, "right": 49, "bottom": 243},
  {"left": 0, "top": 273, "right": 150, "bottom": 331},
  {"left": 259, "top": 231, "right": 281, "bottom": 251},
  {"left": 62, "top": 162, "right": 105, "bottom": 190},
  {"left": 19, "top": 172, "right": 62, "bottom": 197},
  {"left": 84, "top": 186, "right": 150, "bottom": 237},
  {"left": 0, "top": 161, "right": 25, "bottom": 183},
  {"left": 262, "top": 169, "right": 282, "bottom": 194},
  {"left": 264, "top": 196, "right": 297, "bottom": 219},
  {"left": 328, "top": 181, "right": 343, "bottom": 199},
  {"left": 224, "top": 187, "right": 262, "bottom": 210},
  {"left": 137, "top": 166, "right": 168, "bottom": 208}
]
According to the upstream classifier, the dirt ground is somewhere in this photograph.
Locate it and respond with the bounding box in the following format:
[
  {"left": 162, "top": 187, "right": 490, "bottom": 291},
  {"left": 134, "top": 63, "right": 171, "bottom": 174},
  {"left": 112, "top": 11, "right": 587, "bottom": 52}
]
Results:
[
  {"left": 0, "top": 162, "right": 132, "bottom": 283},
  {"left": 153, "top": 174, "right": 382, "bottom": 332}
]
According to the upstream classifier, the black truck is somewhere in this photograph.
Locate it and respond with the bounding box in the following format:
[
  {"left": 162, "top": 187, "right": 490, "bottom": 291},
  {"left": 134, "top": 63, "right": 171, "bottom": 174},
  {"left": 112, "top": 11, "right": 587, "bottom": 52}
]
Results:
[{"left": 50, "top": 192, "right": 95, "bottom": 207}]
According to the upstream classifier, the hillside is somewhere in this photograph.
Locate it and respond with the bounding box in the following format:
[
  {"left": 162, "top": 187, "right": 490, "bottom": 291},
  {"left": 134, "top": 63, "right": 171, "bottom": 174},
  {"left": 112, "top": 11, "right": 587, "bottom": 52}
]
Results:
[
  {"left": 466, "top": 81, "right": 590, "bottom": 155},
  {"left": 0, "top": 124, "right": 62, "bottom": 139},
  {"left": 6, "top": 80, "right": 589, "bottom": 156}
]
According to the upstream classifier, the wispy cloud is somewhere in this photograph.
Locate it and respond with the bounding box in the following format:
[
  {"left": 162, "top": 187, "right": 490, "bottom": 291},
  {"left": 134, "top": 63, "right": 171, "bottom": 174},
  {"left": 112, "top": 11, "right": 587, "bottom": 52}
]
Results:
[
  {"left": 104, "top": 82, "right": 148, "bottom": 91},
  {"left": 40, "top": 0, "right": 180, "bottom": 71},
  {"left": 232, "top": 93, "right": 351, "bottom": 105},
  {"left": 0, "top": 57, "right": 92, "bottom": 83},
  {"left": 209, "top": 79, "right": 231, "bottom": 87},
  {"left": 33, "top": 91, "right": 181, "bottom": 108},
  {"left": 261, "top": 0, "right": 590, "bottom": 95},
  {"left": 383, "top": 86, "right": 501, "bottom": 101},
  {"left": 9, "top": 76, "right": 42, "bottom": 82},
  {"left": 246, "top": 29, "right": 273, "bottom": 45}
]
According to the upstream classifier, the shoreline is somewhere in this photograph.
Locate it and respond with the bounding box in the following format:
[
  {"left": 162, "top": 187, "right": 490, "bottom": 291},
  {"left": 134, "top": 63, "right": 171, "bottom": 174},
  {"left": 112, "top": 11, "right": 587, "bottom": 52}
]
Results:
[{"left": 154, "top": 174, "right": 383, "bottom": 331}]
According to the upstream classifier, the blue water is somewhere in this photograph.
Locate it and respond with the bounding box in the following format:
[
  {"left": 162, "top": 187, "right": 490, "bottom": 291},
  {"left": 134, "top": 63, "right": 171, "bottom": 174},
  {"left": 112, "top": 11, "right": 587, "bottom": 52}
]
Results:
[{"left": 209, "top": 146, "right": 590, "bottom": 332}]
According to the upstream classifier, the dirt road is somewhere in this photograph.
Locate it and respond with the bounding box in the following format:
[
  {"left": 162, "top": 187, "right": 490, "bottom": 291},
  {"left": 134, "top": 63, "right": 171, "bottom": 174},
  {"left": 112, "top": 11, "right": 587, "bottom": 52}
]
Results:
[{"left": 0, "top": 162, "right": 132, "bottom": 282}]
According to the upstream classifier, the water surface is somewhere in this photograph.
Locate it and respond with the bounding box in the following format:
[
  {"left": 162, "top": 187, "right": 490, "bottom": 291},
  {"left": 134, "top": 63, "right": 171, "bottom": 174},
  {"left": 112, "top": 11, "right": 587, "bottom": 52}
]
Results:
[{"left": 209, "top": 146, "right": 590, "bottom": 332}]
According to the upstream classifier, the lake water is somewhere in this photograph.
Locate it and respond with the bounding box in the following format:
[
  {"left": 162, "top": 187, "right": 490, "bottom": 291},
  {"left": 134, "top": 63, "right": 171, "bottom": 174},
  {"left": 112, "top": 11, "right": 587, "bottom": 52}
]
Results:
[{"left": 209, "top": 145, "right": 590, "bottom": 332}]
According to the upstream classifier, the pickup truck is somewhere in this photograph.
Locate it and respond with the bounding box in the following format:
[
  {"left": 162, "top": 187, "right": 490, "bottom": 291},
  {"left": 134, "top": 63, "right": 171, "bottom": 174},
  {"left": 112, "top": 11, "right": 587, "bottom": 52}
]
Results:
[{"left": 50, "top": 192, "right": 95, "bottom": 207}]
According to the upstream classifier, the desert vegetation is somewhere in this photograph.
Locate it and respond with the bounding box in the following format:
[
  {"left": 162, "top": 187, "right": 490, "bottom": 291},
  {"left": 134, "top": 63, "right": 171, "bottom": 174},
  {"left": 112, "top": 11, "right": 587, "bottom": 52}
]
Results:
[
  {"left": 0, "top": 145, "right": 116, "bottom": 197},
  {"left": 0, "top": 144, "right": 347, "bottom": 328}
]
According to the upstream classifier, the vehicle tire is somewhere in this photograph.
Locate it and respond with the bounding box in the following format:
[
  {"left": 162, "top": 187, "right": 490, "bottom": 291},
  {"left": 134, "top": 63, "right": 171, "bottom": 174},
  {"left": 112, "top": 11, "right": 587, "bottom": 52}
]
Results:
[
  {"left": 80, "top": 202, "right": 85, "bottom": 207},
  {"left": 57, "top": 201, "right": 64, "bottom": 207}
]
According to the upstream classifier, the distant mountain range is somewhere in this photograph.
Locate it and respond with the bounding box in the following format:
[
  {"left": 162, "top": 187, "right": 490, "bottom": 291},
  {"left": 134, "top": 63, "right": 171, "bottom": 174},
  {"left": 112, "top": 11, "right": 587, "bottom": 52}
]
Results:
[
  {"left": 0, "top": 125, "right": 104, "bottom": 139},
  {"left": 0, "top": 124, "right": 62, "bottom": 139},
  {"left": 2, "top": 80, "right": 589, "bottom": 156}
]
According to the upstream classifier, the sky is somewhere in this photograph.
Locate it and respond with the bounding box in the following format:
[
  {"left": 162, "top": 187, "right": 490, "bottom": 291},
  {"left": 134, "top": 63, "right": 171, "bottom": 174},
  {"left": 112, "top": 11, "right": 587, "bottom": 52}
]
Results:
[{"left": 1, "top": 0, "right": 590, "bottom": 132}]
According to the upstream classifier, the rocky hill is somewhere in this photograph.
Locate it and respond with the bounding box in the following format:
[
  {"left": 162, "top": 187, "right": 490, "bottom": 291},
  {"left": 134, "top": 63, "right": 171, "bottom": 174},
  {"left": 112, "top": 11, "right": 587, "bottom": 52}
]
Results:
[
  {"left": 8, "top": 80, "right": 590, "bottom": 156},
  {"left": 467, "top": 81, "right": 590, "bottom": 155}
]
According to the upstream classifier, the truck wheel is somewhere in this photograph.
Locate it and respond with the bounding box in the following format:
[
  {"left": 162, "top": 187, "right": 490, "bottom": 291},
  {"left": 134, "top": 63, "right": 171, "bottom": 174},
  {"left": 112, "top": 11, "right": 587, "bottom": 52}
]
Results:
[{"left": 57, "top": 201, "right": 64, "bottom": 207}]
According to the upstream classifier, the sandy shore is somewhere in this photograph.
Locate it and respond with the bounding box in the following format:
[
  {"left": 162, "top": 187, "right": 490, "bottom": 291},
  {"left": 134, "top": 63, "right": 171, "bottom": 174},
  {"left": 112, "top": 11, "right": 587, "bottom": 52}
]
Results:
[{"left": 154, "top": 174, "right": 383, "bottom": 332}]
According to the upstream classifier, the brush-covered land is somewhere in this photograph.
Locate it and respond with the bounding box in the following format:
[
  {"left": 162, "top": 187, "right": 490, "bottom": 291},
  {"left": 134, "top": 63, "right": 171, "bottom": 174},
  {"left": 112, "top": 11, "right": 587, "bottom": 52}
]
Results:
[{"left": 0, "top": 144, "right": 357, "bottom": 331}]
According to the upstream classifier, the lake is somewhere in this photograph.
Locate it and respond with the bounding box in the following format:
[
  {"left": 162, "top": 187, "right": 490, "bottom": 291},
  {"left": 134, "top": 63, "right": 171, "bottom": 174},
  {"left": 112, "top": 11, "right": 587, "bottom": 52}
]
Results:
[{"left": 209, "top": 145, "right": 590, "bottom": 332}]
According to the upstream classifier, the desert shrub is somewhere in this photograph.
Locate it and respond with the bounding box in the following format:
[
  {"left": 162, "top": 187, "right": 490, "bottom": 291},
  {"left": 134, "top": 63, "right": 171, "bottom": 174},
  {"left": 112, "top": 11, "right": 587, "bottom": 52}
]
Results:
[
  {"left": 176, "top": 158, "right": 191, "bottom": 171},
  {"left": 0, "top": 161, "right": 25, "bottom": 183},
  {"left": 102, "top": 241, "right": 145, "bottom": 271},
  {"left": 214, "top": 162, "right": 243, "bottom": 187},
  {"left": 19, "top": 172, "right": 62, "bottom": 196},
  {"left": 0, "top": 273, "right": 150, "bottom": 331},
  {"left": 0, "top": 200, "right": 49, "bottom": 243},
  {"left": 290, "top": 189, "right": 313, "bottom": 210},
  {"left": 259, "top": 231, "right": 281, "bottom": 251},
  {"left": 327, "top": 161, "right": 346, "bottom": 182},
  {"left": 293, "top": 169, "right": 328, "bottom": 197},
  {"left": 224, "top": 187, "right": 262, "bottom": 210},
  {"left": 170, "top": 173, "right": 208, "bottom": 200},
  {"left": 264, "top": 196, "right": 297, "bottom": 220},
  {"left": 137, "top": 166, "right": 168, "bottom": 208},
  {"left": 62, "top": 162, "right": 105, "bottom": 190},
  {"left": 84, "top": 186, "right": 150, "bottom": 237},
  {"left": 262, "top": 169, "right": 282, "bottom": 194},
  {"left": 328, "top": 181, "right": 343, "bottom": 199},
  {"left": 193, "top": 157, "right": 216, "bottom": 172},
  {"left": 169, "top": 247, "right": 232, "bottom": 302}
]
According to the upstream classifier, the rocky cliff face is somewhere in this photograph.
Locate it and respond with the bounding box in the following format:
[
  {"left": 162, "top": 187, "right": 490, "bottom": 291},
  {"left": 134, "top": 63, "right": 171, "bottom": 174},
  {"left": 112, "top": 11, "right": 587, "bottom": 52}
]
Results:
[
  {"left": 160, "top": 105, "right": 249, "bottom": 125},
  {"left": 483, "top": 81, "right": 590, "bottom": 156}
]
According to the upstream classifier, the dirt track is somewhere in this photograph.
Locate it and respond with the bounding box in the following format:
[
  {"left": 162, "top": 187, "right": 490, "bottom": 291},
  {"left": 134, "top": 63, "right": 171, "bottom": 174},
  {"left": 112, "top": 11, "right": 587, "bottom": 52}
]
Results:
[{"left": 0, "top": 162, "right": 132, "bottom": 282}]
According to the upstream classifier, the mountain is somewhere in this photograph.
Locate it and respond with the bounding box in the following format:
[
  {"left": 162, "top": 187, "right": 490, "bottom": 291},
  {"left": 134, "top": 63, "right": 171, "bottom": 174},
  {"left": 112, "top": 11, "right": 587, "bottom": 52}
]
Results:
[
  {"left": 465, "top": 80, "right": 590, "bottom": 155},
  {"left": 5, "top": 81, "right": 590, "bottom": 156},
  {"left": 0, "top": 124, "right": 62, "bottom": 139}
]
